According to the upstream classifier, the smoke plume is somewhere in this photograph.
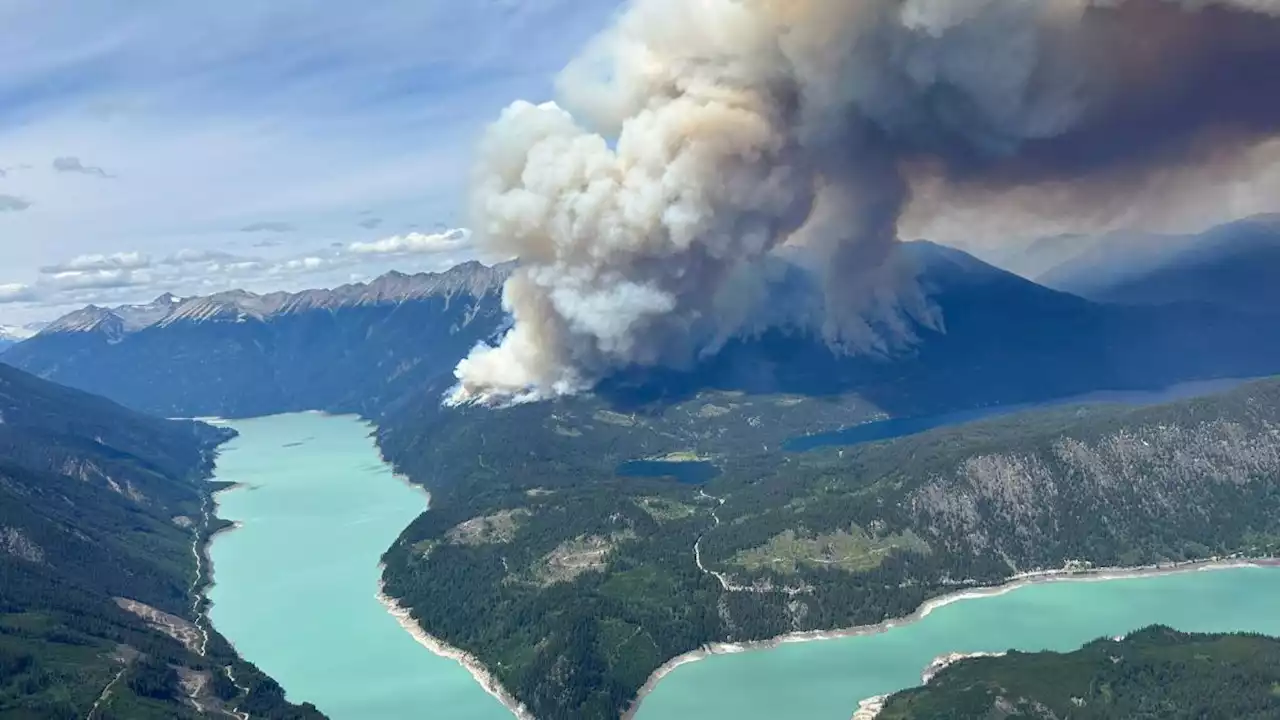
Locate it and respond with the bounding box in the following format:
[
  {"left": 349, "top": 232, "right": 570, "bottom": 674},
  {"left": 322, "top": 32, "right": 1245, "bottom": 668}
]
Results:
[{"left": 450, "top": 0, "right": 1280, "bottom": 406}]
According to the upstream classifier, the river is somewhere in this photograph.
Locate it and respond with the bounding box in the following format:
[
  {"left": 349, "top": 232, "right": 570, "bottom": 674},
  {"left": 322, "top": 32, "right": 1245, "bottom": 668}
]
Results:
[{"left": 205, "top": 413, "right": 510, "bottom": 720}]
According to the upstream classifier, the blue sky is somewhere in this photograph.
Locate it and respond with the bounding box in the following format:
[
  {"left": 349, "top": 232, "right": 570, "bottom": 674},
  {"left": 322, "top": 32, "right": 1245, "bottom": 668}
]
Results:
[{"left": 0, "top": 0, "right": 620, "bottom": 323}]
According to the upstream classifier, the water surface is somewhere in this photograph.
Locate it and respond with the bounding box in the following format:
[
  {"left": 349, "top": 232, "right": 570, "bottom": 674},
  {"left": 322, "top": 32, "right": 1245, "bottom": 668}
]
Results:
[
  {"left": 636, "top": 566, "right": 1280, "bottom": 719},
  {"left": 207, "top": 412, "right": 509, "bottom": 720},
  {"left": 786, "top": 376, "right": 1253, "bottom": 452}
]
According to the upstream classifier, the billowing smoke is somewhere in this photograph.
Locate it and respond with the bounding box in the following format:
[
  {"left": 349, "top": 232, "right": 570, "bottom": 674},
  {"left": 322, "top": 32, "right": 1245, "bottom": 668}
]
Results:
[{"left": 450, "top": 0, "right": 1280, "bottom": 406}]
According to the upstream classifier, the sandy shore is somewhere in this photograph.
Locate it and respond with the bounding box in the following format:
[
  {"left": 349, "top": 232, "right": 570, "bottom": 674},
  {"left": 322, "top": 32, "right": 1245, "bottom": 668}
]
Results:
[
  {"left": 621, "top": 557, "right": 1280, "bottom": 719},
  {"left": 375, "top": 568, "right": 534, "bottom": 720}
]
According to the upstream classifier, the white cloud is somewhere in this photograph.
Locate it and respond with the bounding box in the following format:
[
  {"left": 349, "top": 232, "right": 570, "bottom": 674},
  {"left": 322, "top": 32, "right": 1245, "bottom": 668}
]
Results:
[
  {"left": 0, "top": 284, "right": 36, "bottom": 304},
  {"left": 46, "top": 268, "right": 148, "bottom": 291},
  {"left": 0, "top": 0, "right": 623, "bottom": 327},
  {"left": 278, "top": 256, "right": 331, "bottom": 272},
  {"left": 348, "top": 228, "right": 470, "bottom": 255},
  {"left": 41, "top": 251, "right": 151, "bottom": 274},
  {"left": 0, "top": 225, "right": 485, "bottom": 321}
]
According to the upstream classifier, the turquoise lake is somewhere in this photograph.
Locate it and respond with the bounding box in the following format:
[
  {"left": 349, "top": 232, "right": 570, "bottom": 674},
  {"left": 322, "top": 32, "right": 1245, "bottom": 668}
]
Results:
[
  {"left": 205, "top": 409, "right": 1280, "bottom": 720},
  {"left": 634, "top": 567, "right": 1280, "bottom": 719},
  {"left": 205, "top": 413, "right": 510, "bottom": 720}
]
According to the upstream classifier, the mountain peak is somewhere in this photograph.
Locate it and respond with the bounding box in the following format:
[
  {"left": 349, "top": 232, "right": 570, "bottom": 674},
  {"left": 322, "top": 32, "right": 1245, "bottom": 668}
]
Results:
[{"left": 37, "top": 261, "right": 513, "bottom": 338}]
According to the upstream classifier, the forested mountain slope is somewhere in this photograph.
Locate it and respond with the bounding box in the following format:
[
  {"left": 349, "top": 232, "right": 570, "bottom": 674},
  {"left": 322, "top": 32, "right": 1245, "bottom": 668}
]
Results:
[
  {"left": 381, "top": 377, "right": 1280, "bottom": 718},
  {"left": 0, "top": 363, "right": 323, "bottom": 719},
  {"left": 11, "top": 244, "right": 1280, "bottom": 718},
  {"left": 879, "top": 626, "right": 1280, "bottom": 719}
]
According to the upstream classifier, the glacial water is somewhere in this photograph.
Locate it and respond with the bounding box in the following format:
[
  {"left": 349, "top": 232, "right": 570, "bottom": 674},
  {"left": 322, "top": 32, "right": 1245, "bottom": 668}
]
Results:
[
  {"left": 205, "top": 412, "right": 509, "bottom": 720},
  {"left": 635, "top": 567, "right": 1280, "bottom": 719}
]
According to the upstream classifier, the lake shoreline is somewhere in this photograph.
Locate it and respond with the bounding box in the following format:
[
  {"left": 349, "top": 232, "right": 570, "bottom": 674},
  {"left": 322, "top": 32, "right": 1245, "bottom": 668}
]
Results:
[
  {"left": 621, "top": 557, "right": 1280, "bottom": 719},
  {"left": 374, "top": 569, "right": 534, "bottom": 720},
  {"left": 202, "top": 483, "right": 248, "bottom": 580}
]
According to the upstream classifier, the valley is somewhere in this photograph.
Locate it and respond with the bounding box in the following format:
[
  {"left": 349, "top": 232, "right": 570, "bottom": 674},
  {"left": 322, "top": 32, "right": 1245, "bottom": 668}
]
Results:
[
  {"left": 7, "top": 3, "right": 1280, "bottom": 719},
  {"left": 203, "top": 413, "right": 511, "bottom": 720},
  {"left": 0, "top": 363, "right": 323, "bottom": 719},
  {"left": 6, "top": 238, "right": 1280, "bottom": 718}
]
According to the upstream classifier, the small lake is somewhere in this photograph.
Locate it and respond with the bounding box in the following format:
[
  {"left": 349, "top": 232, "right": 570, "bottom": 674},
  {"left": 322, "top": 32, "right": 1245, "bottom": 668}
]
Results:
[
  {"left": 617, "top": 459, "right": 721, "bottom": 484},
  {"left": 785, "top": 377, "right": 1253, "bottom": 452},
  {"left": 206, "top": 413, "right": 510, "bottom": 720},
  {"left": 634, "top": 566, "right": 1280, "bottom": 719}
]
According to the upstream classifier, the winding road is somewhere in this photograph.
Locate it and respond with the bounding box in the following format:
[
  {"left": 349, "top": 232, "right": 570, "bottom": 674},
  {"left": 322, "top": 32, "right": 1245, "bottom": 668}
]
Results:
[{"left": 693, "top": 490, "right": 814, "bottom": 597}]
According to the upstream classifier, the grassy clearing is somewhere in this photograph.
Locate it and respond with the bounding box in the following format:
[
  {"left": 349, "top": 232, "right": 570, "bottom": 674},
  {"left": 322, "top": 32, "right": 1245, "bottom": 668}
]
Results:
[
  {"left": 634, "top": 497, "right": 698, "bottom": 522},
  {"left": 445, "top": 509, "right": 531, "bottom": 546},
  {"left": 532, "top": 532, "right": 634, "bottom": 586}
]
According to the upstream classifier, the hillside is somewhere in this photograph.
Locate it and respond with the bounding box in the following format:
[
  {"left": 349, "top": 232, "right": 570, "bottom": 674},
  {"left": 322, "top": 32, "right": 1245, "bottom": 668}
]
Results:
[
  {"left": 0, "top": 363, "right": 323, "bottom": 719},
  {"left": 13, "top": 243, "right": 1280, "bottom": 426},
  {"left": 0, "top": 325, "right": 38, "bottom": 353},
  {"left": 3, "top": 262, "right": 509, "bottom": 419},
  {"left": 1035, "top": 215, "right": 1280, "bottom": 312},
  {"left": 379, "top": 377, "right": 1280, "bottom": 718},
  {"left": 11, "top": 245, "right": 1280, "bottom": 717},
  {"left": 878, "top": 626, "right": 1280, "bottom": 719}
]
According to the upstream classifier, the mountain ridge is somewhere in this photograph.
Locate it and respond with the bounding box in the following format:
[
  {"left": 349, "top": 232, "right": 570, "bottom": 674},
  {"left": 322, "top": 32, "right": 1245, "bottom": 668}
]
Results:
[
  {"left": 1037, "top": 215, "right": 1280, "bottom": 312},
  {"left": 4, "top": 262, "right": 510, "bottom": 419},
  {"left": 35, "top": 260, "right": 512, "bottom": 339}
]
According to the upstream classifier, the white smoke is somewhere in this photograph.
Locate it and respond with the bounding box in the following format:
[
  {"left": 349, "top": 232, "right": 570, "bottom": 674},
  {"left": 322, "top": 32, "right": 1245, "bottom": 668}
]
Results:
[{"left": 450, "top": 0, "right": 1280, "bottom": 406}]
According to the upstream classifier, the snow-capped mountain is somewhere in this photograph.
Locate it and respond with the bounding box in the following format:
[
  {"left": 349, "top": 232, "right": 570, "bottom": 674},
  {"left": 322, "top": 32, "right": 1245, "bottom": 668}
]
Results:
[
  {"left": 4, "top": 261, "right": 511, "bottom": 417},
  {"left": 33, "top": 262, "right": 509, "bottom": 340}
]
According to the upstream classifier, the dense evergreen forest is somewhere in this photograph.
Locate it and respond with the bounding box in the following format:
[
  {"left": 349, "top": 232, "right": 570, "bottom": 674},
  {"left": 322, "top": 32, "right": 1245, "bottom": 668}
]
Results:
[
  {"left": 380, "top": 377, "right": 1280, "bottom": 719},
  {"left": 879, "top": 626, "right": 1280, "bottom": 719},
  {"left": 0, "top": 363, "right": 324, "bottom": 719}
]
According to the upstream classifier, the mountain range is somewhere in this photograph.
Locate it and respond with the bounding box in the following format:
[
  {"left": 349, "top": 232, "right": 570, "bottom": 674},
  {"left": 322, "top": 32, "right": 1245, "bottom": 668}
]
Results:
[
  {"left": 3, "top": 262, "right": 510, "bottom": 419},
  {"left": 1039, "top": 215, "right": 1280, "bottom": 312},
  {"left": 8, "top": 232, "right": 1280, "bottom": 425},
  {"left": 5, "top": 219, "right": 1280, "bottom": 717},
  {"left": 966, "top": 213, "right": 1280, "bottom": 313}
]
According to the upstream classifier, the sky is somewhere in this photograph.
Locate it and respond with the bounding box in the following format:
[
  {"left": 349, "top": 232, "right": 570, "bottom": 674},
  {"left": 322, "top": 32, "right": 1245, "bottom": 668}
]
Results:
[{"left": 0, "top": 0, "right": 621, "bottom": 325}]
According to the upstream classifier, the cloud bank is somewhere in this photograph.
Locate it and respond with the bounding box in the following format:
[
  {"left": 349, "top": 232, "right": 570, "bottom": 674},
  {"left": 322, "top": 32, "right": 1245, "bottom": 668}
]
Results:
[
  {"left": 0, "top": 228, "right": 474, "bottom": 312},
  {"left": 449, "top": 0, "right": 1280, "bottom": 406},
  {"left": 348, "top": 228, "right": 472, "bottom": 255}
]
